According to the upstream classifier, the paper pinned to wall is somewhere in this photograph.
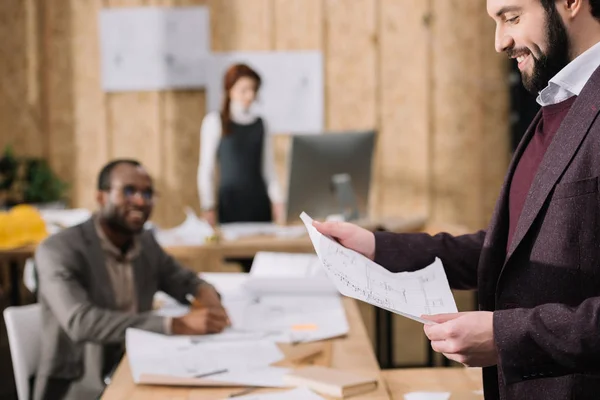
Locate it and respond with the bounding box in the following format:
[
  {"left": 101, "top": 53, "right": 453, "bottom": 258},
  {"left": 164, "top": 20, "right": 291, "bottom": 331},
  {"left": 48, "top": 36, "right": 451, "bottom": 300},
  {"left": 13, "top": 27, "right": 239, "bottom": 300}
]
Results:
[
  {"left": 205, "top": 51, "right": 324, "bottom": 134},
  {"left": 300, "top": 212, "right": 457, "bottom": 324},
  {"left": 99, "top": 6, "right": 210, "bottom": 91}
]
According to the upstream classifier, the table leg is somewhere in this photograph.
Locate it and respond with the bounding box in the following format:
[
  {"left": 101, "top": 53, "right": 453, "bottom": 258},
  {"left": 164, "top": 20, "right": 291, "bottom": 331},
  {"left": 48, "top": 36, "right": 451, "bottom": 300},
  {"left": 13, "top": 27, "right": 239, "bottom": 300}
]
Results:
[
  {"left": 375, "top": 307, "right": 394, "bottom": 368},
  {"left": 9, "top": 260, "right": 21, "bottom": 306}
]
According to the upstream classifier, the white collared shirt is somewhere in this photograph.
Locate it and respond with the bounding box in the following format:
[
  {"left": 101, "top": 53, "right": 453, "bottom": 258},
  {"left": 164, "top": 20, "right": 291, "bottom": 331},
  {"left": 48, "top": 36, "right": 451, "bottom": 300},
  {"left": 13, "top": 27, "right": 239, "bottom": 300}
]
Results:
[{"left": 537, "top": 40, "right": 600, "bottom": 106}]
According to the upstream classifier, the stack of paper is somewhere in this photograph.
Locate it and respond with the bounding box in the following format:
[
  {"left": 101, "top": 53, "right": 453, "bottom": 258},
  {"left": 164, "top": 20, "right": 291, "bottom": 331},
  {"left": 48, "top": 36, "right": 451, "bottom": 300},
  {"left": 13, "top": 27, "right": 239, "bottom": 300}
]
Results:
[
  {"left": 153, "top": 207, "right": 214, "bottom": 246},
  {"left": 245, "top": 252, "right": 337, "bottom": 296},
  {"left": 126, "top": 328, "right": 287, "bottom": 386}
]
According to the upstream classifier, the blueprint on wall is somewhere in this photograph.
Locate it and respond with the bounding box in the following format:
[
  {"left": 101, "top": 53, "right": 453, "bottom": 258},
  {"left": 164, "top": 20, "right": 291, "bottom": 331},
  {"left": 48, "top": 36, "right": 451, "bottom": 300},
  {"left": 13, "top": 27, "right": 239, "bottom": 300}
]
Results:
[
  {"left": 205, "top": 51, "right": 324, "bottom": 134},
  {"left": 300, "top": 212, "right": 457, "bottom": 324},
  {"left": 99, "top": 6, "right": 210, "bottom": 91}
]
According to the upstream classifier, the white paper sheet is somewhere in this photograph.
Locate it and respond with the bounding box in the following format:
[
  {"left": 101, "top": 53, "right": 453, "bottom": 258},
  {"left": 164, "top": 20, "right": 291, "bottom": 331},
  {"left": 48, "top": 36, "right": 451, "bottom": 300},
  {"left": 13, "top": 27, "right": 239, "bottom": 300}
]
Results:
[
  {"left": 404, "top": 393, "right": 451, "bottom": 400},
  {"left": 226, "top": 295, "right": 349, "bottom": 344},
  {"left": 245, "top": 252, "right": 337, "bottom": 296},
  {"left": 300, "top": 212, "right": 457, "bottom": 324},
  {"left": 126, "top": 329, "right": 284, "bottom": 382},
  {"left": 153, "top": 207, "right": 214, "bottom": 247},
  {"left": 208, "top": 366, "right": 292, "bottom": 388},
  {"left": 205, "top": 51, "right": 324, "bottom": 134},
  {"left": 230, "top": 387, "right": 325, "bottom": 400},
  {"left": 219, "top": 223, "right": 307, "bottom": 241},
  {"left": 99, "top": 6, "right": 210, "bottom": 91}
]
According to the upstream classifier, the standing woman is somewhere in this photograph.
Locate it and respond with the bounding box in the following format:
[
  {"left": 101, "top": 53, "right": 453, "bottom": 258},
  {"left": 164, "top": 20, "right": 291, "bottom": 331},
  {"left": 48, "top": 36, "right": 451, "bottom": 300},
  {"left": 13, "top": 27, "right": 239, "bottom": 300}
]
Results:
[{"left": 197, "top": 63, "right": 284, "bottom": 229}]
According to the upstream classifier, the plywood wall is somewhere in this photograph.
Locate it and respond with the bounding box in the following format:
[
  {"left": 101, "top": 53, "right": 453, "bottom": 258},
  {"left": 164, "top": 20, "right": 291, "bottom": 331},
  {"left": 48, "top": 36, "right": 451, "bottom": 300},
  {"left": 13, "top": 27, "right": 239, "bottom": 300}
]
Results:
[{"left": 1, "top": 0, "right": 510, "bottom": 231}]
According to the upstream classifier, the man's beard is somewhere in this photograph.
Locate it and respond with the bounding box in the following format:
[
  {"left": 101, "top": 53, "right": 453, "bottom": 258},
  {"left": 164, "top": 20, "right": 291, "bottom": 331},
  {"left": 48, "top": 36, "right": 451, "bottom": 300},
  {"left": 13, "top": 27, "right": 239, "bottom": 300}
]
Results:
[
  {"left": 511, "top": 6, "right": 570, "bottom": 94},
  {"left": 102, "top": 208, "right": 145, "bottom": 235}
]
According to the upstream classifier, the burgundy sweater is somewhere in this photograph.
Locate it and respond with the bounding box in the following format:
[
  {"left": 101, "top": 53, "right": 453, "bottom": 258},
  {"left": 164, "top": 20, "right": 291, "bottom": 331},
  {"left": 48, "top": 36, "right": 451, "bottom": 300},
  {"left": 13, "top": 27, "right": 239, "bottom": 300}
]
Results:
[{"left": 507, "top": 95, "right": 578, "bottom": 249}]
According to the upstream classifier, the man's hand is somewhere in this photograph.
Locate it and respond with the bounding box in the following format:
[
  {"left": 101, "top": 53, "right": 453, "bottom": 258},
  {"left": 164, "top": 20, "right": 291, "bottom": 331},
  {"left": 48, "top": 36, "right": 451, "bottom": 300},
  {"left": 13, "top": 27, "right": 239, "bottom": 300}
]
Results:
[
  {"left": 196, "top": 283, "right": 223, "bottom": 309},
  {"left": 422, "top": 312, "right": 497, "bottom": 367},
  {"left": 171, "top": 308, "right": 229, "bottom": 335},
  {"left": 272, "top": 202, "right": 285, "bottom": 225},
  {"left": 312, "top": 220, "right": 376, "bottom": 260},
  {"left": 203, "top": 209, "right": 216, "bottom": 227}
]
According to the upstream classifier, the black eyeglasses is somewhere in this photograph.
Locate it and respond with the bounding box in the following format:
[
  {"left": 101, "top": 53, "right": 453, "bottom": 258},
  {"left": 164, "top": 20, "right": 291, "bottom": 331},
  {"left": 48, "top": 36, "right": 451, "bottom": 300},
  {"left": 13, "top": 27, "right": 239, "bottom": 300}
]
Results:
[{"left": 107, "top": 185, "right": 156, "bottom": 202}]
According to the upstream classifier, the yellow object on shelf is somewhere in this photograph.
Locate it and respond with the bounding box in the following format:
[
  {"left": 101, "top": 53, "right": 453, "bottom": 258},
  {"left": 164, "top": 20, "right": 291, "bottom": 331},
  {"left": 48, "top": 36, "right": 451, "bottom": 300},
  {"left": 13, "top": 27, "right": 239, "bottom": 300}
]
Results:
[{"left": 0, "top": 205, "right": 48, "bottom": 250}]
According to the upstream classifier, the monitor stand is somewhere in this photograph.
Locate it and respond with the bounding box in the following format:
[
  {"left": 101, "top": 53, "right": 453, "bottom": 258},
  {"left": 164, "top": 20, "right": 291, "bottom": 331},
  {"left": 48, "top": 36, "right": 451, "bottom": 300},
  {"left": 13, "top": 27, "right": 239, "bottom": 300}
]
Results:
[{"left": 331, "top": 173, "right": 360, "bottom": 221}]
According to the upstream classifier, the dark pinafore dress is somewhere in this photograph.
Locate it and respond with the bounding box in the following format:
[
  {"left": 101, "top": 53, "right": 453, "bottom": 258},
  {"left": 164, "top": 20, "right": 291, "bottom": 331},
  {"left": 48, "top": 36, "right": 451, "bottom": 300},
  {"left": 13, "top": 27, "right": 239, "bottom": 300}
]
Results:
[{"left": 217, "top": 117, "right": 272, "bottom": 225}]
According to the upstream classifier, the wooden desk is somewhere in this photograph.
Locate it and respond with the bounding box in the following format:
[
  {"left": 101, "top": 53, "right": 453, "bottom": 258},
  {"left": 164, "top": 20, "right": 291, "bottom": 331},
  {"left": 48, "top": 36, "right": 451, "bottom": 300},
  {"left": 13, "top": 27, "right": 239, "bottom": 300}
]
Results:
[
  {"left": 100, "top": 298, "right": 390, "bottom": 400},
  {"left": 382, "top": 367, "right": 483, "bottom": 399},
  {"left": 166, "top": 215, "right": 427, "bottom": 271}
]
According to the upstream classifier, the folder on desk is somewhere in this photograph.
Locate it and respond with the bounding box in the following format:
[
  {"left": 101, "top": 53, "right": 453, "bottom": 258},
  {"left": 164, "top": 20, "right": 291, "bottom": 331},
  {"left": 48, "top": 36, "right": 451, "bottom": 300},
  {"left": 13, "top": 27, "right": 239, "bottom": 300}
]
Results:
[{"left": 283, "top": 366, "right": 378, "bottom": 398}]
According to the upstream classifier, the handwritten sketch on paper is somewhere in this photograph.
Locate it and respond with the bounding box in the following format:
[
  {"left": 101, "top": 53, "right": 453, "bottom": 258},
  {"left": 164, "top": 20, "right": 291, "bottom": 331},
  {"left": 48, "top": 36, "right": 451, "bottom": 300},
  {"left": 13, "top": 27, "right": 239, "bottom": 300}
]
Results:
[
  {"left": 300, "top": 213, "right": 457, "bottom": 324},
  {"left": 99, "top": 6, "right": 210, "bottom": 91},
  {"left": 205, "top": 51, "right": 324, "bottom": 133}
]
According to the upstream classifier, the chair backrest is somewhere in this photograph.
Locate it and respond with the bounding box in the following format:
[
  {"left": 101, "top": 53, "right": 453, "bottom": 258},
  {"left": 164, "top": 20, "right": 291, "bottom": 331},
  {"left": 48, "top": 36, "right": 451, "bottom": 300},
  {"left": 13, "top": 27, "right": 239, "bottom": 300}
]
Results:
[{"left": 3, "top": 304, "right": 42, "bottom": 400}]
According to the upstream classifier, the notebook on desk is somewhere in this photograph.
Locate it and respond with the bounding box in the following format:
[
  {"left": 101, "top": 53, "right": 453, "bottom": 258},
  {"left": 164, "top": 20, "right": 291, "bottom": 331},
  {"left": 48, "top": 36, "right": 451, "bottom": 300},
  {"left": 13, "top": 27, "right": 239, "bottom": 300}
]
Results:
[{"left": 283, "top": 366, "right": 378, "bottom": 398}]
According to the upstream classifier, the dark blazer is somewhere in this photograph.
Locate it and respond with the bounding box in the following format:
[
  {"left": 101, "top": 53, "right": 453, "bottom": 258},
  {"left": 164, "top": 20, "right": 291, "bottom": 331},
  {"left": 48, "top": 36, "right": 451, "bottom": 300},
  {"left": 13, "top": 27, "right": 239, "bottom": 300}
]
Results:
[
  {"left": 33, "top": 218, "right": 205, "bottom": 400},
  {"left": 375, "top": 65, "right": 600, "bottom": 400}
]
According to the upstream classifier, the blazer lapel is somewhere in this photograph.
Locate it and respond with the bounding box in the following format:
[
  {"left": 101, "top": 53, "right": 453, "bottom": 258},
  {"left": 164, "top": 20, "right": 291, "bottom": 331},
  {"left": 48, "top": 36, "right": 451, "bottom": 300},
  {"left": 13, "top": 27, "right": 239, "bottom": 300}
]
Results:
[
  {"left": 81, "top": 219, "right": 116, "bottom": 309},
  {"left": 477, "top": 110, "right": 541, "bottom": 308},
  {"left": 505, "top": 68, "right": 600, "bottom": 263},
  {"left": 132, "top": 250, "right": 150, "bottom": 311}
]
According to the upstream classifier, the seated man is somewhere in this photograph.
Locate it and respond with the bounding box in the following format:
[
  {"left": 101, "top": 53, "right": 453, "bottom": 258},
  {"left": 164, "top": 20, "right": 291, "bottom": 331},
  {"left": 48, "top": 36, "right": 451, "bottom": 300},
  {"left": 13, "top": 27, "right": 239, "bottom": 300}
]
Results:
[{"left": 33, "top": 159, "right": 229, "bottom": 400}]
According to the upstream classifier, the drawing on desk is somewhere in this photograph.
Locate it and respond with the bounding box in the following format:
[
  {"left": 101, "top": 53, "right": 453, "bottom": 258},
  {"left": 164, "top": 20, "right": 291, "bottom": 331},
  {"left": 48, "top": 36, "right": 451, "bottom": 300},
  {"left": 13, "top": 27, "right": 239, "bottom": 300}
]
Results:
[{"left": 300, "top": 212, "right": 457, "bottom": 324}]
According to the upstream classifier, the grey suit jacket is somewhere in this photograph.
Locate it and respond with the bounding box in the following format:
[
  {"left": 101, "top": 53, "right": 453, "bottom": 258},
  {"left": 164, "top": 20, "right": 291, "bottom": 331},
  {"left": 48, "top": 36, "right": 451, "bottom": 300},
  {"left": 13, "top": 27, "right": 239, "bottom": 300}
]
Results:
[
  {"left": 374, "top": 65, "right": 600, "bottom": 400},
  {"left": 33, "top": 218, "right": 204, "bottom": 397}
]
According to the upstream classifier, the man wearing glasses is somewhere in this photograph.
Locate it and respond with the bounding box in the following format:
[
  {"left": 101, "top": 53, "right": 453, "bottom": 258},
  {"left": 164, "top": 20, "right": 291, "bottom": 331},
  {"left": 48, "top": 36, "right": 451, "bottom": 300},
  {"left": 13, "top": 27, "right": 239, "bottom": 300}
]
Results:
[{"left": 33, "top": 159, "right": 229, "bottom": 400}]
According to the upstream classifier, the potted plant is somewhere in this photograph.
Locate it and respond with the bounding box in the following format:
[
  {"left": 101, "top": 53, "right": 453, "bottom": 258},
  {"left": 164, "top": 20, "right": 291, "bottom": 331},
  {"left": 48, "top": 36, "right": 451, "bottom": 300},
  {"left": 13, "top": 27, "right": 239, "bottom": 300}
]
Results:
[{"left": 0, "top": 145, "right": 69, "bottom": 210}]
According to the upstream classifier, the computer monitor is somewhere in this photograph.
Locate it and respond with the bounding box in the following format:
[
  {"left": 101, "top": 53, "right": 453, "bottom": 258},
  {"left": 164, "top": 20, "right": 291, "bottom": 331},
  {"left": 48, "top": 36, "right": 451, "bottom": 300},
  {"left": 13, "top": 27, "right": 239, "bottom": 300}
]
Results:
[{"left": 285, "top": 130, "right": 376, "bottom": 223}]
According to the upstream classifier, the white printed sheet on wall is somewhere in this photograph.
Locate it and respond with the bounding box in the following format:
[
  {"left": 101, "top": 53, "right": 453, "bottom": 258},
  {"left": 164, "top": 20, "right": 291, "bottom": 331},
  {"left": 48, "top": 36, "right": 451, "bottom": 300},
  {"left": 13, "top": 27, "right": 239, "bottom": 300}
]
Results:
[
  {"left": 205, "top": 51, "right": 324, "bottom": 134},
  {"left": 99, "top": 6, "right": 210, "bottom": 91}
]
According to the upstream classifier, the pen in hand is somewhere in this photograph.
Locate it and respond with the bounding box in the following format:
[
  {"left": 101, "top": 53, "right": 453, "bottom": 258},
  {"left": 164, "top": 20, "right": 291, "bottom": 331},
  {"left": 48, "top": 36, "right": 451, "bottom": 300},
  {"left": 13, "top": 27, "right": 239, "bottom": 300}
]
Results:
[
  {"left": 186, "top": 293, "right": 204, "bottom": 309},
  {"left": 186, "top": 293, "right": 232, "bottom": 326}
]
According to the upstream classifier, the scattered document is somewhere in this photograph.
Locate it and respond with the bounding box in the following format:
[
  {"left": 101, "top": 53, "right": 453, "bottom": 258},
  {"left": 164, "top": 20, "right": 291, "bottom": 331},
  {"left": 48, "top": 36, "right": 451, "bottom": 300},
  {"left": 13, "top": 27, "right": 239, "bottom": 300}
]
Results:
[
  {"left": 39, "top": 208, "right": 92, "bottom": 234},
  {"left": 250, "top": 252, "right": 325, "bottom": 277},
  {"left": 245, "top": 252, "right": 337, "bottom": 296},
  {"left": 208, "top": 366, "right": 291, "bottom": 388},
  {"left": 126, "top": 329, "right": 284, "bottom": 383},
  {"left": 300, "top": 212, "right": 457, "bottom": 324},
  {"left": 219, "top": 222, "right": 306, "bottom": 241},
  {"left": 153, "top": 207, "right": 214, "bottom": 246},
  {"left": 230, "top": 387, "right": 325, "bottom": 400},
  {"left": 225, "top": 295, "right": 349, "bottom": 344}
]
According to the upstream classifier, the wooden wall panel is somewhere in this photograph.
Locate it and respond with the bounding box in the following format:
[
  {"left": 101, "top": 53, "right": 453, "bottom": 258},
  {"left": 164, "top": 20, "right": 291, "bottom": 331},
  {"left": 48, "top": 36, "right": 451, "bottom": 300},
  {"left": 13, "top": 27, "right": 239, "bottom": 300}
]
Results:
[
  {"left": 377, "top": 0, "right": 431, "bottom": 219},
  {"left": 161, "top": 92, "right": 205, "bottom": 225},
  {"left": 208, "top": 0, "right": 273, "bottom": 51},
  {"left": 324, "top": 0, "right": 378, "bottom": 131},
  {"left": 479, "top": 15, "right": 510, "bottom": 224},
  {"left": 45, "top": 0, "right": 76, "bottom": 189},
  {"left": 430, "top": 0, "right": 498, "bottom": 230},
  {"left": 71, "top": 0, "right": 108, "bottom": 210},
  {"left": 0, "top": 0, "right": 44, "bottom": 158}
]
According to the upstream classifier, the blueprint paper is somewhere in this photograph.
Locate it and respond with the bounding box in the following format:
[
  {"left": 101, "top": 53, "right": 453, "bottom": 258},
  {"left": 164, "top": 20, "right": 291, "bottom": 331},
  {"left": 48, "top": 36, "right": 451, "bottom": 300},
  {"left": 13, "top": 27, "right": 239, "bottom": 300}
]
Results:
[
  {"left": 99, "top": 6, "right": 210, "bottom": 91},
  {"left": 300, "top": 212, "right": 457, "bottom": 324},
  {"left": 126, "top": 329, "right": 284, "bottom": 382}
]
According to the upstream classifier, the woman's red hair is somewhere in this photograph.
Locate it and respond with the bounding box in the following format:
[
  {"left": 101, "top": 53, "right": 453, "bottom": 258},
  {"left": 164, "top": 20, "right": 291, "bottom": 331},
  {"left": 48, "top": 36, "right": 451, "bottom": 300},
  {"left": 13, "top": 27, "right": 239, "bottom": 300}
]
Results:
[{"left": 220, "top": 63, "right": 261, "bottom": 136}]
